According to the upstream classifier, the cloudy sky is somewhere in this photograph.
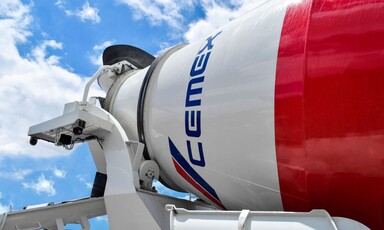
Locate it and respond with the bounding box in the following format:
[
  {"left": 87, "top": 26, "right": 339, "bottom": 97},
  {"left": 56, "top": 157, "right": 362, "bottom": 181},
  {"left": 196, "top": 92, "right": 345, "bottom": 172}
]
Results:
[{"left": 0, "top": 0, "right": 263, "bottom": 228}]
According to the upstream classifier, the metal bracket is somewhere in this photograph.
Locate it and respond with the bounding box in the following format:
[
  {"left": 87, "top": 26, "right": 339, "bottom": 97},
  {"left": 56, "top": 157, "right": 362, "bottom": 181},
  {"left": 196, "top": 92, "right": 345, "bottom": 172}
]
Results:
[
  {"left": 139, "top": 160, "right": 159, "bottom": 190},
  {"left": 55, "top": 218, "right": 64, "bottom": 230},
  {"left": 28, "top": 101, "right": 113, "bottom": 150},
  {"left": 127, "top": 141, "right": 144, "bottom": 188},
  {"left": 127, "top": 141, "right": 159, "bottom": 190},
  {"left": 82, "top": 60, "right": 137, "bottom": 103},
  {"left": 15, "top": 222, "right": 42, "bottom": 230},
  {"left": 238, "top": 210, "right": 250, "bottom": 230},
  {"left": 80, "top": 216, "right": 90, "bottom": 230}
]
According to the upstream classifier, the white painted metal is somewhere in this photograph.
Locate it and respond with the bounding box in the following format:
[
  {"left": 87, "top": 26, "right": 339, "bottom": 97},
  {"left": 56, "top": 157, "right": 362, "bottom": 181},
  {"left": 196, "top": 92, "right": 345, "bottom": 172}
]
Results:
[
  {"left": 129, "top": 140, "right": 146, "bottom": 188},
  {"left": 28, "top": 101, "right": 113, "bottom": 146},
  {"left": 139, "top": 160, "right": 160, "bottom": 190},
  {"left": 0, "top": 213, "right": 6, "bottom": 230},
  {"left": 106, "top": 0, "right": 289, "bottom": 210},
  {"left": 0, "top": 197, "right": 105, "bottom": 230},
  {"left": 137, "top": 189, "right": 217, "bottom": 229},
  {"left": 82, "top": 64, "right": 114, "bottom": 103},
  {"left": 166, "top": 205, "right": 370, "bottom": 230},
  {"left": 80, "top": 216, "right": 90, "bottom": 230},
  {"left": 27, "top": 102, "right": 161, "bottom": 229},
  {"left": 238, "top": 210, "right": 250, "bottom": 230},
  {"left": 98, "top": 60, "right": 139, "bottom": 93},
  {"left": 105, "top": 45, "right": 186, "bottom": 144},
  {"left": 0, "top": 191, "right": 218, "bottom": 230},
  {"left": 88, "top": 140, "right": 107, "bottom": 174},
  {"left": 55, "top": 218, "right": 65, "bottom": 230},
  {"left": 85, "top": 60, "right": 138, "bottom": 103},
  {"left": 107, "top": 68, "right": 148, "bottom": 141}
]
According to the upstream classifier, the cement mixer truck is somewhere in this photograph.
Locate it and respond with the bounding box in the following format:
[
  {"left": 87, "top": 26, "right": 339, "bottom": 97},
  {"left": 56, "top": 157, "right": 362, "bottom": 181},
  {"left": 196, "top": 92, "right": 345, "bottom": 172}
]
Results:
[{"left": 1, "top": 0, "right": 383, "bottom": 229}]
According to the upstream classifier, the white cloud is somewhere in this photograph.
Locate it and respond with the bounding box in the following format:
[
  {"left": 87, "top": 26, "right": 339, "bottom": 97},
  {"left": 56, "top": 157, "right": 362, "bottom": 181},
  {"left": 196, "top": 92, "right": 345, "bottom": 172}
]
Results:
[
  {"left": 184, "top": 4, "right": 234, "bottom": 42},
  {"left": 0, "top": 169, "right": 32, "bottom": 181},
  {"left": 116, "top": 0, "right": 270, "bottom": 43},
  {"left": 0, "top": 192, "right": 12, "bottom": 214},
  {"left": 76, "top": 174, "right": 86, "bottom": 182},
  {"left": 85, "top": 182, "right": 92, "bottom": 189},
  {"left": 184, "top": 0, "right": 268, "bottom": 43},
  {"left": 0, "top": 1, "right": 104, "bottom": 158},
  {"left": 77, "top": 2, "right": 101, "bottom": 23},
  {"left": 29, "top": 40, "right": 63, "bottom": 65},
  {"left": 153, "top": 42, "right": 173, "bottom": 57},
  {"left": 89, "top": 40, "right": 115, "bottom": 66},
  {"left": 65, "top": 1, "right": 101, "bottom": 24},
  {"left": 55, "top": 0, "right": 65, "bottom": 9},
  {"left": 0, "top": 202, "right": 10, "bottom": 214},
  {"left": 116, "top": 0, "right": 193, "bottom": 30},
  {"left": 95, "top": 215, "right": 108, "bottom": 222},
  {"left": 22, "top": 174, "right": 56, "bottom": 196},
  {"left": 0, "top": 1, "right": 31, "bottom": 55},
  {"left": 53, "top": 167, "right": 66, "bottom": 178},
  {"left": 77, "top": 174, "right": 92, "bottom": 189}
]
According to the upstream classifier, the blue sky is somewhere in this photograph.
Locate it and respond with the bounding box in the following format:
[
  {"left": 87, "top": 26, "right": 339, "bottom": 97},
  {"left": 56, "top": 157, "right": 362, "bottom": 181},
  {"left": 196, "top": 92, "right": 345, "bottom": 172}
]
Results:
[{"left": 0, "top": 0, "right": 262, "bottom": 228}]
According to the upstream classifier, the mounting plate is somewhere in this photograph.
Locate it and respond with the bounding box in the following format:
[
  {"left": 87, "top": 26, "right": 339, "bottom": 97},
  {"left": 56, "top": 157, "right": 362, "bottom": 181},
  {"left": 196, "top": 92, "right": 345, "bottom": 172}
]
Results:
[{"left": 28, "top": 101, "right": 113, "bottom": 147}]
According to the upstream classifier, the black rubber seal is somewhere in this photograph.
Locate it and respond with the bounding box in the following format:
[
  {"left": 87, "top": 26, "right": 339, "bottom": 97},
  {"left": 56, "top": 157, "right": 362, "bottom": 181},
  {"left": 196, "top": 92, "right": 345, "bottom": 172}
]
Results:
[{"left": 103, "top": 45, "right": 155, "bottom": 68}]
